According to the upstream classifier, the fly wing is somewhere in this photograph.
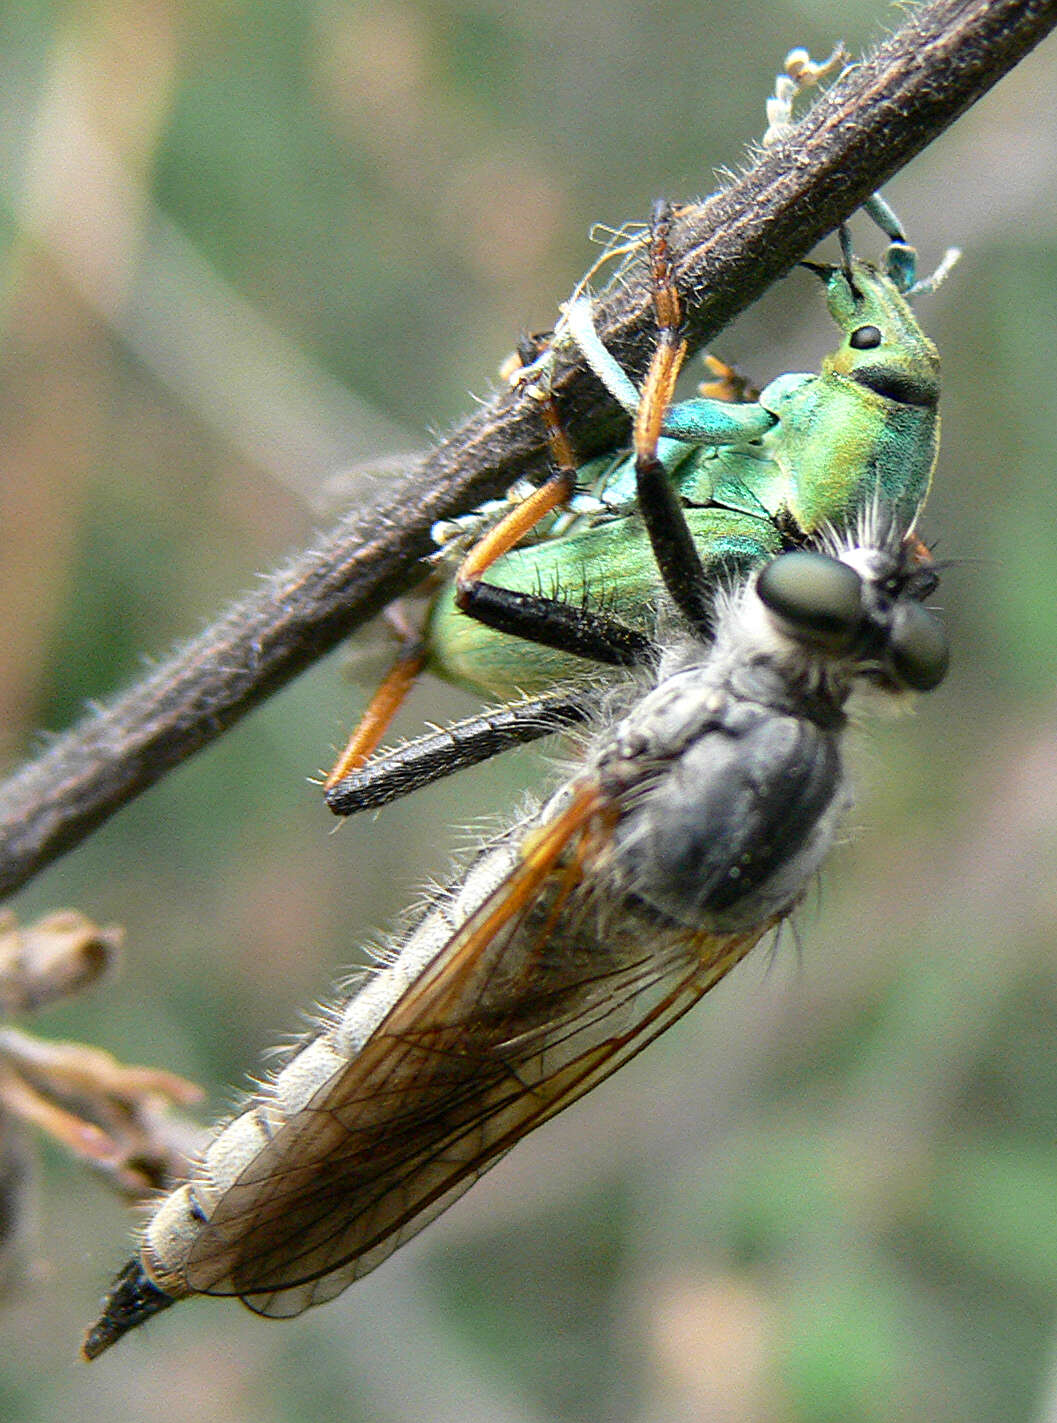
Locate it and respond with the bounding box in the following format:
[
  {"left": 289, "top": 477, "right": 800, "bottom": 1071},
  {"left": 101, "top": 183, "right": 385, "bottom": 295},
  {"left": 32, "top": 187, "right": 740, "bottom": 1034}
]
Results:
[{"left": 184, "top": 786, "right": 768, "bottom": 1317}]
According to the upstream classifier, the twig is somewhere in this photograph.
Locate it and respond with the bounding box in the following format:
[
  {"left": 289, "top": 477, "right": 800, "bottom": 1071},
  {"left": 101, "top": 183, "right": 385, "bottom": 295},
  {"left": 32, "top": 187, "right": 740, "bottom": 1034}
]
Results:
[{"left": 0, "top": 0, "right": 1054, "bottom": 899}]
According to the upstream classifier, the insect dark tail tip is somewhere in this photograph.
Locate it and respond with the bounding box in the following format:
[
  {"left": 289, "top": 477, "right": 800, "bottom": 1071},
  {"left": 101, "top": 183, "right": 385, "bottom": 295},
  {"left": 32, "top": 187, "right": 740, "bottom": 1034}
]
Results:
[{"left": 81, "top": 1258, "right": 177, "bottom": 1360}]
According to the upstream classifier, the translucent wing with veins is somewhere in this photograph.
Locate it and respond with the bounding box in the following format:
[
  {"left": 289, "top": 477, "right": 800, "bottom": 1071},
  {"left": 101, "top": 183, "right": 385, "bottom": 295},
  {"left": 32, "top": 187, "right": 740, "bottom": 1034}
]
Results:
[{"left": 189, "top": 785, "right": 765, "bottom": 1316}]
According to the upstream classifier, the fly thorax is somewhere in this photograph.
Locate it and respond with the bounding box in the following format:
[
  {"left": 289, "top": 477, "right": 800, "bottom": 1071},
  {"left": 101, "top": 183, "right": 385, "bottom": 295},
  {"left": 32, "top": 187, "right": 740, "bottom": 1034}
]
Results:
[
  {"left": 709, "top": 588, "right": 854, "bottom": 724},
  {"left": 592, "top": 669, "right": 731, "bottom": 796},
  {"left": 727, "top": 657, "right": 851, "bottom": 729},
  {"left": 608, "top": 700, "right": 847, "bottom": 934}
]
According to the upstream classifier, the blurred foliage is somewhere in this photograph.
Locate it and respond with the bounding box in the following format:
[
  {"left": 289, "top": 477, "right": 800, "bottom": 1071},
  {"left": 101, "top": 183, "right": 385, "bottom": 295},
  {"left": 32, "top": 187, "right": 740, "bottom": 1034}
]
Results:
[{"left": 1, "top": 2, "right": 1056, "bottom": 1420}]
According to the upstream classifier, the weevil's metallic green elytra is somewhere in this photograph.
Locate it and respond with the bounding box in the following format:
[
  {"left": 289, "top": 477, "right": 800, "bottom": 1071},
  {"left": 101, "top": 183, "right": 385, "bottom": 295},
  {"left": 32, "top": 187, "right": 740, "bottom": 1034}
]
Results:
[
  {"left": 427, "top": 253, "right": 941, "bottom": 697},
  {"left": 430, "top": 504, "right": 785, "bottom": 697}
]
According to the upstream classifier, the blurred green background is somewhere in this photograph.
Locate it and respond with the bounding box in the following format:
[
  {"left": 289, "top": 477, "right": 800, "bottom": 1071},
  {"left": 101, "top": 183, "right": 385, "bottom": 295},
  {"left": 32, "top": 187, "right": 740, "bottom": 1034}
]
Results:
[{"left": 1, "top": 2, "right": 1056, "bottom": 1420}]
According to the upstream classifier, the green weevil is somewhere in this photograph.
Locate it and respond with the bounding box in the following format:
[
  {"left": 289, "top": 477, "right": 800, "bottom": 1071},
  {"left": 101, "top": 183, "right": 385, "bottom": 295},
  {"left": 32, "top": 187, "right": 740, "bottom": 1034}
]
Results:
[
  {"left": 325, "top": 52, "right": 956, "bottom": 812},
  {"left": 425, "top": 209, "right": 948, "bottom": 699}
]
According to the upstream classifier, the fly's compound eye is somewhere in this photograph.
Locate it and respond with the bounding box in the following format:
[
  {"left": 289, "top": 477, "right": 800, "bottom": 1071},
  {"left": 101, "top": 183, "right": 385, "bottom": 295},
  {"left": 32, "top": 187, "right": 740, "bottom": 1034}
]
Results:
[
  {"left": 849, "top": 324, "right": 883, "bottom": 350},
  {"left": 886, "top": 601, "right": 950, "bottom": 691},
  {"left": 757, "top": 551, "right": 865, "bottom": 652}
]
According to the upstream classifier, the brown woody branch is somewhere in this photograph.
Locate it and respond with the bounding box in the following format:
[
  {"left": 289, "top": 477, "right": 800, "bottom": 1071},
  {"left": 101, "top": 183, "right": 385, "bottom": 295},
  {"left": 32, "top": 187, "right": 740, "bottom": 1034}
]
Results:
[{"left": 0, "top": 0, "right": 1054, "bottom": 898}]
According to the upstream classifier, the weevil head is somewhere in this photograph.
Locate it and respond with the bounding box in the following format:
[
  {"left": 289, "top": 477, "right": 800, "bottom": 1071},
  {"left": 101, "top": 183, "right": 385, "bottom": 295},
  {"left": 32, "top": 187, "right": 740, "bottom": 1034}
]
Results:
[
  {"left": 809, "top": 257, "right": 941, "bottom": 410},
  {"left": 767, "top": 254, "right": 942, "bottom": 537}
]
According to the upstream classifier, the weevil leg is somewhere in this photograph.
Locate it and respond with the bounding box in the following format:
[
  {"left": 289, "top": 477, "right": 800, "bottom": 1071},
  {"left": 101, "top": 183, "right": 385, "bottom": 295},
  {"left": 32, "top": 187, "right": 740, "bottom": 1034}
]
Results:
[
  {"left": 762, "top": 44, "right": 847, "bottom": 148},
  {"left": 763, "top": 50, "right": 918, "bottom": 292},
  {"left": 862, "top": 191, "right": 960, "bottom": 296},
  {"left": 498, "top": 328, "right": 555, "bottom": 389},
  {"left": 453, "top": 386, "right": 654, "bottom": 667},
  {"left": 760, "top": 47, "right": 962, "bottom": 299},
  {"left": 565, "top": 293, "right": 776, "bottom": 447},
  {"left": 562, "top": 296, "right": 642, "bottom": 415},
  {"left": 859, "top": 193, "right": 918, "bottom": 293},
  {"left": 565, "top": 257, "right": 775, "bottom": 449}
]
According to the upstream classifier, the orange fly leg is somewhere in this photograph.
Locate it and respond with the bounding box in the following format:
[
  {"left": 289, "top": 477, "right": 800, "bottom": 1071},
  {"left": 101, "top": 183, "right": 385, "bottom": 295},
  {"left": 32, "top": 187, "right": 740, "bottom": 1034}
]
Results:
[
  {"left": 323, "top": 639, "right": 428, "bottom": 793},
  {"left": 904, "top": 531, "right": 934, "bottom": 566},
  {"left": 698, "top": 353, "right": 761, "bottom": 404},
  {"left": 454, "top": 386, "right": 579, "bottom": 602},
  {"left": 524, "top": 807, "right": 604, "bottom": 970},
  {"left": 527, "top": 786, "right": 617, "bottom": 951},
  {"left": 634, "top": 201, "right": 689, "bottom": 460}
]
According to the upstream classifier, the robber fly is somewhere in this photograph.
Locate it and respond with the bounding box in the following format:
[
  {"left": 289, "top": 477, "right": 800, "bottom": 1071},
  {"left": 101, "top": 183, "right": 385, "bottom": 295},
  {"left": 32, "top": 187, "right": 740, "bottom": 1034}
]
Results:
[{"left": 83, "top": 210, "right": 950, "bottom": 1350}]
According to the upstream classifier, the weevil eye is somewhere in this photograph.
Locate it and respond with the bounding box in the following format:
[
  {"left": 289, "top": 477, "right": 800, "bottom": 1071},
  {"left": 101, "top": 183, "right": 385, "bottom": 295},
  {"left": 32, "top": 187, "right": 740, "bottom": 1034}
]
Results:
[
  {"left": 849, "top": 324, "right": 883, "bottom": 350},
  {"left": 887, "top": 601, "right": 950, "bottom": 690},
  {"left": 757, "top": 552, "right": 865, "bottom": 651}
]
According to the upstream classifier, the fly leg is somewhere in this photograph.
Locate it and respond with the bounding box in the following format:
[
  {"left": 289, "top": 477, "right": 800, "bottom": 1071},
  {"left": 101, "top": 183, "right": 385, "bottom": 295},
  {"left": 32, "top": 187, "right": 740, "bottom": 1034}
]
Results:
[
  {"left": 323, "top": 330, "right": 564, "bottom": 797},
  {"left": 453, "top": 386, "right": 653, "bottom": 667},
  {"left": 325, "top": 364, "right": 651, "bottom": 800},
  {"left": 631, "top": 200, "right": 714, "bottom": 639},
  {"left": 323, "top": 616, "right": 429, "bottom": 794},
  {"left": 325, "top": 689, "right": 592, "bottom": 816}
]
